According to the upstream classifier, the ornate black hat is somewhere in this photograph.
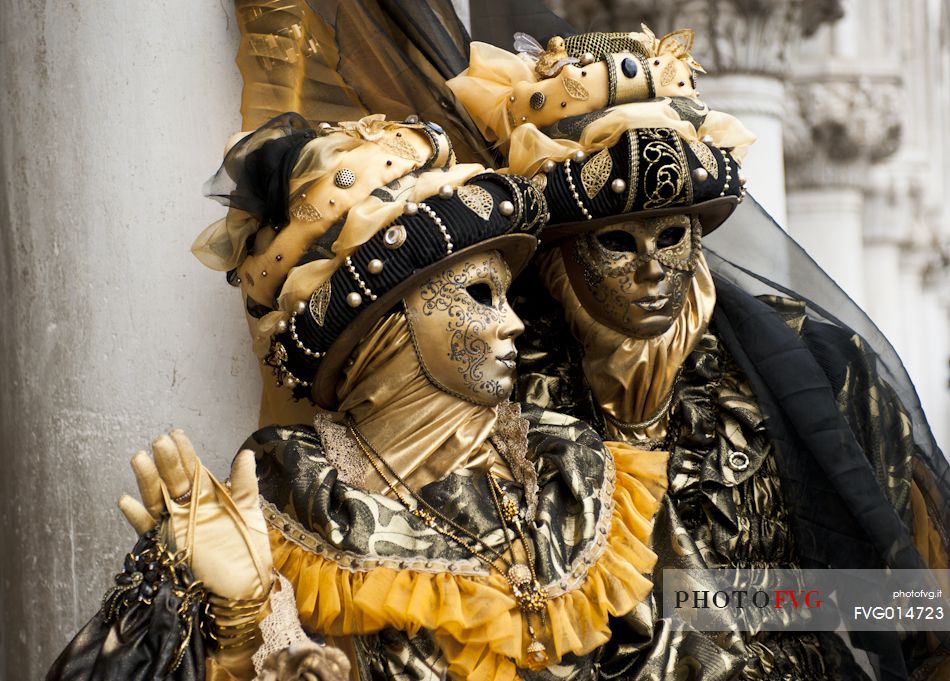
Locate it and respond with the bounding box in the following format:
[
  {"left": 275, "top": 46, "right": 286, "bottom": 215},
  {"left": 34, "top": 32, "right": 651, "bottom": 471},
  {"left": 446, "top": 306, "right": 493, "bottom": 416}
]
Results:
[
  {"left": 447, "top": 26, "right": 756, "bottom": 240},
  {"left": 538, "top": 125, "right": 744, "bottom": 239},
  {"left": 195, "top": 113, "right": 547, "bottom": 407}
]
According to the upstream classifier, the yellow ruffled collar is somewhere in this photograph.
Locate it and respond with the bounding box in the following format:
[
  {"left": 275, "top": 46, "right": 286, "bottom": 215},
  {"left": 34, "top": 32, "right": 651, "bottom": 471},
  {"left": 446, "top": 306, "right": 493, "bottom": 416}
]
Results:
[{"left": 264, "top": 436, "right": 667, "bottom": 681}]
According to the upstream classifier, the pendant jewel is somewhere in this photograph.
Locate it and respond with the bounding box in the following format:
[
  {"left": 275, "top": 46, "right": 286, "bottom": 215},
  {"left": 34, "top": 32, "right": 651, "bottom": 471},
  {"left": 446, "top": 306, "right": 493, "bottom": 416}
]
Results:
[
  {"left": 500, "top": 495, "right": 519, "bottom": 523},
  {"left": 507, "top": 563, "right": 532, "bottom": 587},
  {"left": 526, "top": 638, "right": 549, "bottom": 670},
  {"left": 509, "top": 574, "right": 548, "bottom": 613}
]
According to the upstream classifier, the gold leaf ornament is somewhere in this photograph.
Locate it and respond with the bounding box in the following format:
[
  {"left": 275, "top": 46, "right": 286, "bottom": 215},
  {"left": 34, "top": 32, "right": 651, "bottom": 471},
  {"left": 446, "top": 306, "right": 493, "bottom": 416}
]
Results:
[
  {"left": 631, "top": 24, "right": 705, "bottom": 73},
  {"left": 290, "top": 201, "right": 323, "bottom": 223},
  {"left": 657, "top": 29, "right": 695, "bottom": 59},
  {"left": 309, "top": 280, "right": 332, "bottom": 326},
  {"left": 338, "top": 114, "right": 399, "bottom": 142},
  {"left": 379, "top": 135, "right": 421, "bottom": 163},
  {"left": 580, "top": 149, "right": 613, "bottom": 199},
  {"left": 687, "top": 140, "right": 719, "bottom": 180},
  {"left": 456, "top": 185, "right": 494, "bottom": 221},
  {"left": 562, "top": 77, "right": 590, "bottom": 101},
  {"left": 660, "top": 61, "right": 677, "bottom": 87}
]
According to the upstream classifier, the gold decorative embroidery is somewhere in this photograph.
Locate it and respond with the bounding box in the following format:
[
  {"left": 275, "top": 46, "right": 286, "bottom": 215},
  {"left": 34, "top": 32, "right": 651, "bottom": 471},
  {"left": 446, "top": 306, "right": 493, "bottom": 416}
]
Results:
[
  {"left": 379, "top": 135, "right": 421, "bottom": 163},
  {"left": 309, "top": 280, "right": 332, "bottom": 326},
  {"left": 562, "top": 77, "right": 590, "bottom": 101},
  {"left": 640, "top": 129, "right": 692, "bottom": 210},
  {"left": 314, "top": 415, "right": 369, "bottom": 486},
  {"left": 687, "top": 140, "right": 719, "bottom": 180},
  {"left": 489, "top": 403, "right": 538, "bottom": 522},
  {"left": 456, "top": 184, "right": 494, "bottom": 221},
  {"left": 290, "top": 202, "right": 322, "bottom": 223},
  {"left": 580, "top": 148, "right": 613, "bottom": 199},
  {"left": 623, "top": 130, "right": 640, "bottom": 213}
]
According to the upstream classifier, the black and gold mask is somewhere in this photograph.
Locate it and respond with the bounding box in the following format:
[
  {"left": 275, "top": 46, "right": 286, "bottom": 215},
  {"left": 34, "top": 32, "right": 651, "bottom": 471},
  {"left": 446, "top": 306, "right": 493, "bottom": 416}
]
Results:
[{"left": 562, "top": 214, "right": 701, "bottom": 339}]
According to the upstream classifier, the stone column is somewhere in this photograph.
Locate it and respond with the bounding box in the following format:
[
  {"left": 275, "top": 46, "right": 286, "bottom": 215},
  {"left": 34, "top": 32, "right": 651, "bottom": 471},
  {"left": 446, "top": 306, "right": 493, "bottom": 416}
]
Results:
[
  {"left": 0, "top": 1, "right": 256, "bottom": 677},
  {"left": 927, "top": 268, "right": 950, "bottom": 450},
  {"left": 783, "top": 73, "right": 902, "bottom": 306},
  {"left": 862, "top": 168, "right": 922, "bottom": 353}
]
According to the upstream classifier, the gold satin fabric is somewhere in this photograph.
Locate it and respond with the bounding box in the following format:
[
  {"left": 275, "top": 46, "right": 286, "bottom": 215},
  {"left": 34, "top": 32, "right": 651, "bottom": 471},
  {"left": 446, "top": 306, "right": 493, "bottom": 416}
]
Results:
[
  {"left": 234, "top": 0, "right": 366, "bottom": 130},
  {"left": 538, "top": 247, "right": 715, "bottom": 442},
  {"left": 334, "top": 312, "right": 512, "bottom": 494},
  {"left": 446, "top": 42, "right": 755, "bottom": 176}
]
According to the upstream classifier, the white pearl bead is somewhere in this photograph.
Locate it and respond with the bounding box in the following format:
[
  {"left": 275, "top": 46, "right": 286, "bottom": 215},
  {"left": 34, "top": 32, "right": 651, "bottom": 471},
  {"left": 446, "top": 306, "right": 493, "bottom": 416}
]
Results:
[
  {"left": 276, "top": 320, "right": 289, "bottom": 334},
  {"left": 572, "top": 150, "right": 587, "bottom": 163},
  {"left": 610, "top": 178, "right": 626, "bottom": 193},
  {"left": 542, "top": 160, "right": 556, "bottom": 173},
  {"left": 438, "top": 184, "right": 454, "bottom": 199},
  {"left": 404, "top": 202, "right": 419, "bottom": 216},
  {"left": 692, "top": 167, "right": 709, "bottom": 183},
  {"left": 367, "top": 258, "right": 384, "bottom": 274},
  {"left": 294, "top": 301, "right": 307, "bottom": 315},
  {"left": 346, "top": 292, "right": 363, "bottom": 307},
  {"left": 499, "top": 200, "right": 515, "bottom": 217},
  {"left": 701, "top": 134, "right": 714, "bottom": 145}
]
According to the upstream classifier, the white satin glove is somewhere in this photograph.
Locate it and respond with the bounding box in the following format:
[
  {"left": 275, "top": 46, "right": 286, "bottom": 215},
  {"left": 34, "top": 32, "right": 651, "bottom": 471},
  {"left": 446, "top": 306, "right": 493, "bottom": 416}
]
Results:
[{"left": 118, "top": 429, "right": 273, "bottom": 601}]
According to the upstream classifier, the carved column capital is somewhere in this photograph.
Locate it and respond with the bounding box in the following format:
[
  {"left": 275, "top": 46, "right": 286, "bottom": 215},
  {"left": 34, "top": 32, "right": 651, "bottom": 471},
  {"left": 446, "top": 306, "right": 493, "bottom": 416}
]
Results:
[
  {"left": 784, "top": 74, "right": 902, "bottom": 190},
  {"left": 559, "top": 0, "right": 844, "bottom": 77}
]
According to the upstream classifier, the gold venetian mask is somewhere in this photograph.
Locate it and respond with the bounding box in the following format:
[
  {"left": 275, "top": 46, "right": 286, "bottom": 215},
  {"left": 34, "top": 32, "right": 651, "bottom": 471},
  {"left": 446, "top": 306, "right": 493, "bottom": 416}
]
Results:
[
  {"left": 404, "top": 250, "right": 524, "bottom": 405},
  {"left": 562, "top": 214, "right": 701, "bottom": 339}
]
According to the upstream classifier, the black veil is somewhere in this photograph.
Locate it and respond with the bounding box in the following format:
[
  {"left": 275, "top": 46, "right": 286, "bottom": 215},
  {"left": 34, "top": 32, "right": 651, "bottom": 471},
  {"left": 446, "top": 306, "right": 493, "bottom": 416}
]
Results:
[
  {"left": 704, "top": 194, "right": 950, "bottom": 680},
  {"left": 709, "top": 195, "right": 950, "bottom": 520},
  {"left": 706, "top": 194, "right": 946, "bottom": 469}
]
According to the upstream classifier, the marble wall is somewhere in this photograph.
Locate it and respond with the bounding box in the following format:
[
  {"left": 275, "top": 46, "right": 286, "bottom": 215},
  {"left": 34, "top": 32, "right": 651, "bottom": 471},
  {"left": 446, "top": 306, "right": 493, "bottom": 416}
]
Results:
[{"left": 0, "top": 2, "right": 258, "bottom": 677}]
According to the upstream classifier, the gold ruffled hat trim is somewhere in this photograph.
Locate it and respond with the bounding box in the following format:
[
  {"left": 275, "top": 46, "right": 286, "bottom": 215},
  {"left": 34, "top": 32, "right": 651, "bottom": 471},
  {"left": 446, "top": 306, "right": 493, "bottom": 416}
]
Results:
[
  {"left": 267, "top": 441, "right": 667, "bottom": 681},
  {"left": 447, "top": 41, "right": 756, "bottom": 177}
]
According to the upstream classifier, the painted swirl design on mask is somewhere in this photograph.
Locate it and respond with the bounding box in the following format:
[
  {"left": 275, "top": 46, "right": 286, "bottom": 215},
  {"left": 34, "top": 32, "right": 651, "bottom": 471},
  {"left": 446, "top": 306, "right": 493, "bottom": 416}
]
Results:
[
  {"left": 415, "top": 260, "right": 512, "bottom": 400},
  {"left": 569, "top": 216, "right": 702, "bottom": 338}
]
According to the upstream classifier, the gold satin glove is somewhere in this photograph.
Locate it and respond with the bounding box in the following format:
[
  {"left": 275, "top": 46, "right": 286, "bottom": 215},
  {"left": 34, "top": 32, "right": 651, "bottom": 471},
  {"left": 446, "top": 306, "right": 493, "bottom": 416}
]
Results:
[
  {"left": 119, "top": 429, "right": 273, "bottom": 600},
  {"left": 118, "top": 430, "right": 274, "bottom": 679}
]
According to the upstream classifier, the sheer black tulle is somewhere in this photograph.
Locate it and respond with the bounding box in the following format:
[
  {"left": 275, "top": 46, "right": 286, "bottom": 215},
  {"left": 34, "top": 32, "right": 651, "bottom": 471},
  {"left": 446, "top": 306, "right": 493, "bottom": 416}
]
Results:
[
  {"left": 469, "top": 0, "right": 574, "bottom": 50},
  {"left": 203, "top": 112, "right": 316, "bottom": 230},
  {"left": 705, "top": 195, "right": 948, "bottom": 522},
  {"left": 303, "top": 0, "right": 497, "bottom": 164}
]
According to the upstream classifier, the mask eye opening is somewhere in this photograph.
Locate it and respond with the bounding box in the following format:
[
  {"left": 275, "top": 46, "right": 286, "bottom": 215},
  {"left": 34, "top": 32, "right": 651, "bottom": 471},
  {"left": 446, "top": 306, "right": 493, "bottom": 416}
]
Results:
[
  {"left": 595, "top": 230, "right": 638, "bottom": 253},
  {"left": 465, "top": 282, "right": 493, "bottom": 306},
  {"left": 657, "top": 226, "right": 687, "bottom": 249}
]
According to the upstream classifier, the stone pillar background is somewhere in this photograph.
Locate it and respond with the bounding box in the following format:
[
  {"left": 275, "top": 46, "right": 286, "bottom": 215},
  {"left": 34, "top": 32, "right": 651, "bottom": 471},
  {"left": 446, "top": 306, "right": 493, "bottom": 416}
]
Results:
[{"left": 0, "top": 2, "right": 257, "bottom": 677}]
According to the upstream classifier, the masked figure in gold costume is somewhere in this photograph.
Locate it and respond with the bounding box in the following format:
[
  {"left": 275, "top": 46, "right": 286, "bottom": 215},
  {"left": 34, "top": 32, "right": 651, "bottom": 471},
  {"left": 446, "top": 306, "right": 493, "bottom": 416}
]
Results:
[
  {"left": 449, "top": 25, "right": 950, "bottom": 681},
  {"left": 47, "top": 112, "right": 669, "bottom": 681}
]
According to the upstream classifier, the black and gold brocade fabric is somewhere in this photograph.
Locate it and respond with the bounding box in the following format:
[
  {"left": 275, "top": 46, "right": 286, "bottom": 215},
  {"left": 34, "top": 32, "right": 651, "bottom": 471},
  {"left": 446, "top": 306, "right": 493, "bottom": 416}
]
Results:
[
  {"left": 243, "top": 404, "right": 667, "bottom": 681},
  {"left": 653, "top": 331, "right": 871, "bottom": 681},
  {"left": 511, "top": 270, "right": 927, "bottom": 680}
]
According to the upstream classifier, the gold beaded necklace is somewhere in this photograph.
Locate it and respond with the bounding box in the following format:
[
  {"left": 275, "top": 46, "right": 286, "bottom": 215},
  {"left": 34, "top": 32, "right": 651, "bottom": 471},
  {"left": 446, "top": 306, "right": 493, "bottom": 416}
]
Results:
[{"left": 348, "top": 421, "right": 551, "bottom": 669}]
